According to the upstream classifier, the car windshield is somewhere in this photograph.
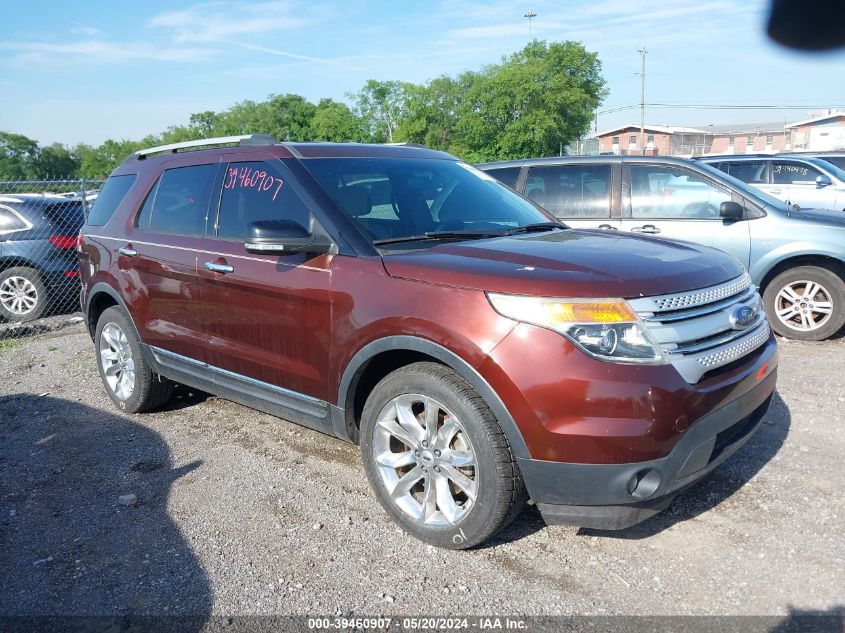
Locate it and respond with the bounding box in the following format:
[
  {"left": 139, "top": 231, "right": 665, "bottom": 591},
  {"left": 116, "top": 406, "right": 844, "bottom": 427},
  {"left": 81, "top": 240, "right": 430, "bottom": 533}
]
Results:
[
  {"left": 697, "top": 161, "right": 789, "bottom": 209},
  {"left": 302, "top": 158, "right": 557, "bottom": 245},
  {"left": 805, "top": 157, "right": 845, "bottom": 182}
]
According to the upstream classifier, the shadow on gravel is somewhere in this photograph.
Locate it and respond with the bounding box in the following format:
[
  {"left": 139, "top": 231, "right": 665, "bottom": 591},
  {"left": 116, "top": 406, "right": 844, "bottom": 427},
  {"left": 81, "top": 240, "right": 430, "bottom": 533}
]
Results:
[
  {"left": 769, "top": 605, "right": 845, "bottom": 633},
  {"left": 0, "top": 394, "right": 211, "bottom": 623},
  {"left": 580, "top": 391, "right": 791, "bottom": 540}
]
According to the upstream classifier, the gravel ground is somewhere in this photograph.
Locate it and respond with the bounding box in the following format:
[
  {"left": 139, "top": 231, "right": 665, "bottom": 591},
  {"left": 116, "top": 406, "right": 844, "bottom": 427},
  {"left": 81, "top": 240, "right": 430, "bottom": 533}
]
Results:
[{"left": 0, "top": 317, "right": 843, "bottom": 619}]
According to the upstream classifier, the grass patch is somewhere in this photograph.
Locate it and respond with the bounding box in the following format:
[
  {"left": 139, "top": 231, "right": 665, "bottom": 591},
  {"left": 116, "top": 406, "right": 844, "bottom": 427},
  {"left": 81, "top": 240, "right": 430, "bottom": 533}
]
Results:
[{"left": 0, "top": 338, "right": 24, "bottom": 355}]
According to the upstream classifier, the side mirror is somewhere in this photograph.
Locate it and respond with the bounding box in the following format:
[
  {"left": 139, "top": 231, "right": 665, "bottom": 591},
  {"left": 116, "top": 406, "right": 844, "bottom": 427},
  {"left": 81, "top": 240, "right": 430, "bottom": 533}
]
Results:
[
  {"left": 816, "top": 174, "right": 832, "bottom": 188},
  {"left": 720, "top": 201, "right": 744, "bottom": 221},
  {"left": 244, "top": 220, "right": 331, "bottom": 256}
]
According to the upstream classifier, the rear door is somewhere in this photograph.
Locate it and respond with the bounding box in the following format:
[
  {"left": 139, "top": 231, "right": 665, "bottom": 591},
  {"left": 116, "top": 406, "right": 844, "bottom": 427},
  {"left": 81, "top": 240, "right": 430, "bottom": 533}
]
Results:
[
  {"left": 125, "top": 162, "right": 218, "bottom": 362},
  {"left": 723, "top": 160, "right": 787, "bottom": 203},
  {"left": 619, "top": 163, "right": 751, "bottom": 268},
  {"left": 196, "top": 156, "right": 333, "bottom": 401},
  {"left": 522, "top": 163, "right": 619, "bottom": 230},
  {"left": 770, "top": 159, "right": 837, "bottom": 210}
]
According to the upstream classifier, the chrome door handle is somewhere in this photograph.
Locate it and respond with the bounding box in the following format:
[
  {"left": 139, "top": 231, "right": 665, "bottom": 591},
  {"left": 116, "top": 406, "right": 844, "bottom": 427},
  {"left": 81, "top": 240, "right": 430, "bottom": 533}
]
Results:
[
  {"left": 631, "top": 225, "right": 661, "bottom": 234},
  {"left": 204, "top": 261, "right": 234, "bottom": 274},
  {"left": 118, "top": 246, "right": 137, "bottom": 256},
  {"left": 597, "top": 224, "right": 617, "bottom": 230}
]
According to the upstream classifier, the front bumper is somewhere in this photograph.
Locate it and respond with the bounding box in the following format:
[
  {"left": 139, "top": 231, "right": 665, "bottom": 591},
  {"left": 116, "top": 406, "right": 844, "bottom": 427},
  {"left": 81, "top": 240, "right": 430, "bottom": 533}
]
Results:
[{"left": 522, "top": 372, "right": 776, "bottom": 530}]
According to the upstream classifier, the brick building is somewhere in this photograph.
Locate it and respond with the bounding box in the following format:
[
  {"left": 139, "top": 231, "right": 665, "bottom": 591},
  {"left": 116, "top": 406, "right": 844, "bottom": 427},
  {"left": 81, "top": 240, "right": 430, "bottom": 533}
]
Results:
[{"left": 595, "top": 124, "right": 707, "bottom": 156}]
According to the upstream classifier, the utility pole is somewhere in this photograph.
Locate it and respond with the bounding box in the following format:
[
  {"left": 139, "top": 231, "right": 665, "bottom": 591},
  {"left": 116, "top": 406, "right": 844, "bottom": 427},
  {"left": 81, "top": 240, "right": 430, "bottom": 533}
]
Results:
[
  {"left": 524, "top": 11, "right": 537, "bottom": 41},
  {"left": 637, "top": 46, "right": 647, "bottom": 154}
]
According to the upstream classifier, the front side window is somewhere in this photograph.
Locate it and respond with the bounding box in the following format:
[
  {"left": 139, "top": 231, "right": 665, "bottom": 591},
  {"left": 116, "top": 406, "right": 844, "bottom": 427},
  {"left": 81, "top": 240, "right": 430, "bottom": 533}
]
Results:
[
  {"left": 302, "top": 158, "right": 551, "bottom": 244},
  {"left": 772, "top": 162, "right": 822, "bottom": 185},
  {"left": 87, "top": 174, "right": 136, "bottom": 226},
  {"left": 630, "top": 165, "right": 730, "bottom": 219},
  {"left": 727, "top": 161, "right": 766, "bottom": 184},
  {"left": 144, "top": 164, "right": 216, "bottom": 236},
  {"left": 215, "top": 161, "right": 310, "bottom": 240},
  {"left": 524, "top": 165, "right": 611, "bottom": 219}
]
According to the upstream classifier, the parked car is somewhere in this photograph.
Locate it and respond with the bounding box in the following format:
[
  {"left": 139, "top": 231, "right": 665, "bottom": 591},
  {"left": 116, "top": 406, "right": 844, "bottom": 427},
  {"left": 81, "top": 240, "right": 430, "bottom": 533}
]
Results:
[
  {"left": 80, "top": 136, "right": 777, "bottom": 548},
  {"left": 479, "top": 155, "right": 845, "bottom": 341},
  {"left": 698, "top": 154, "right": 845, "bottom": 212},
  {"left": 0, "top": 194, "right": 83, "bottom": 322},
  {"left": 806, "top": 152, "right": 845, "bottom": 171}
]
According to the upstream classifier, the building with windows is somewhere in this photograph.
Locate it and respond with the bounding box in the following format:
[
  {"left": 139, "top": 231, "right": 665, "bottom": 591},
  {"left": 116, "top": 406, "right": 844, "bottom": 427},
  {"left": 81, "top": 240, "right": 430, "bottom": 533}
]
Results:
[{"left": 594, "top": 124, "right": 708, "bottom": 156}]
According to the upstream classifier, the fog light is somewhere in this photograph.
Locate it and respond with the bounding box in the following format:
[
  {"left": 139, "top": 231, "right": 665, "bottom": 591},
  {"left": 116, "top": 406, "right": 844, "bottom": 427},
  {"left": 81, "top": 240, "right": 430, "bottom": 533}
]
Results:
[{"left": 627, "top": 468, "right": 662, "bottom": 500}]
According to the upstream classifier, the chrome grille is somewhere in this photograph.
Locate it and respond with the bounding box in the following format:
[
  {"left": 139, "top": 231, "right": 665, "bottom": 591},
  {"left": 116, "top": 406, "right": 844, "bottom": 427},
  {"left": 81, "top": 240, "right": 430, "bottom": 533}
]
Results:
[{"left": 628, "top": 273, "right": 770, "bottom": 384}]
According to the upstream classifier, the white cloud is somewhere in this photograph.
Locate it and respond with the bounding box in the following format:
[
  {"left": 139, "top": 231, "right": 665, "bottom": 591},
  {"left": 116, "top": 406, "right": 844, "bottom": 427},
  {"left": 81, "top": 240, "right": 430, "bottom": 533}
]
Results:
[
  {"left": 0, "top": 40, "right": 217, "bottom": 64},
  {"left": 71, "top": 26, "right": 101, "bottom": 36},
  {"left": 149, "top": 0, "right": 310, "bottom": 43}
]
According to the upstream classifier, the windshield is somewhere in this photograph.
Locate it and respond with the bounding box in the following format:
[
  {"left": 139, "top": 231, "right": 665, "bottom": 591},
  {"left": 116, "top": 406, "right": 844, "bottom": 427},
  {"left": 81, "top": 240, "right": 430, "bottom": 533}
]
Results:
[
  {"left": 696, "top": 161, "right": 789, "bottom": 209},
  {"left": 302, "top": 158, "right": 555, "bottom": 244},
  {"left": 805, "top": 156, "right": 845, "bottom": 182}
]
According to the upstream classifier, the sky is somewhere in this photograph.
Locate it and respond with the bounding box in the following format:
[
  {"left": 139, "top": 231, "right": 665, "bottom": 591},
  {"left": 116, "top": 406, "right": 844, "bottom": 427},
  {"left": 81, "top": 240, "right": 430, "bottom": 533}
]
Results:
[{"left": 2, "top": 0, "right": 844, "bottom": 146}]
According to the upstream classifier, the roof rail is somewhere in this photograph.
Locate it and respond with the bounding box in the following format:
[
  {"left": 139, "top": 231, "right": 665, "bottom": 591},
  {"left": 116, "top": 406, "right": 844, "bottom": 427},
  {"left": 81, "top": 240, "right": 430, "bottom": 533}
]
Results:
[{"left": 131, "top": 134, "right": 277, "bottom": 160}]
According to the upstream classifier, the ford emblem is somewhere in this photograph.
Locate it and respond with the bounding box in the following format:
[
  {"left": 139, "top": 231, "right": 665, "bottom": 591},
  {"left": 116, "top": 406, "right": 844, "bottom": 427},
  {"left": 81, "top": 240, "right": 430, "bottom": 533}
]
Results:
[{"left": 729, "top": 305, "right": 757, "bottom": 330}]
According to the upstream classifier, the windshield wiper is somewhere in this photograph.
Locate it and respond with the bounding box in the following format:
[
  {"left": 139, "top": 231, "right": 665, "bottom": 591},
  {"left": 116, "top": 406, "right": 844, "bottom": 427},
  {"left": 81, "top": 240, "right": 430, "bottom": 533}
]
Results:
[{"left": 373, "top": 223, "right": 564, "bottom": 246}]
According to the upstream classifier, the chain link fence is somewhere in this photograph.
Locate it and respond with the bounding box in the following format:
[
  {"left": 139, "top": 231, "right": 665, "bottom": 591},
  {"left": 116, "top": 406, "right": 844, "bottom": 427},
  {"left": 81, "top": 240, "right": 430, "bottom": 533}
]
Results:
[{"left": 0, "top": 179, "right": 104, "bottom": 342}]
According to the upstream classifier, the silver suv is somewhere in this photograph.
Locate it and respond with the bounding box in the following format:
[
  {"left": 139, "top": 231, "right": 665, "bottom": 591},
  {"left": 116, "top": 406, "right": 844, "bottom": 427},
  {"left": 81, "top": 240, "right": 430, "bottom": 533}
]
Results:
[
  {"left": 478, "top": 155, "right": 845, "bottom": 341},
  {"left": 700, "top": 155, "right": 845, "bottom": 212}
]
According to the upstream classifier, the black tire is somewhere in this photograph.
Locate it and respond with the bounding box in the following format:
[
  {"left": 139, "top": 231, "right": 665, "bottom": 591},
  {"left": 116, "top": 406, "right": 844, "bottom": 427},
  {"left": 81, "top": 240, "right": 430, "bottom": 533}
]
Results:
[
  {"left": 360, "top": 362, "right": 527, "bottom": 549},
  {"left": 763, "top": 265, "right": 845, "bottom": 341},
  {"left": 0, "top": 266, "right": 48, "bottom": 323},
  {"left": 95, "top": 306, "right": 174, "bottom": 413}
]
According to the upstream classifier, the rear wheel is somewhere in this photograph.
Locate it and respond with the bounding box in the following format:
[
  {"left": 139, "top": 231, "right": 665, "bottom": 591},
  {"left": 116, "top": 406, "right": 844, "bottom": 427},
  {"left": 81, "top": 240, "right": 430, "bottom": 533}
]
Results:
[
  {"left": 763, "top": 266, "right": 845, "bottom": 341},
  {"left": 0, "top": 267, "right": 47, "bottom": 322},
  {"left": 95, "top": 306, "right": 174, "bottom": 412},
  {"left": 360, "top": 362, "right": 526, "bottom": 549}
]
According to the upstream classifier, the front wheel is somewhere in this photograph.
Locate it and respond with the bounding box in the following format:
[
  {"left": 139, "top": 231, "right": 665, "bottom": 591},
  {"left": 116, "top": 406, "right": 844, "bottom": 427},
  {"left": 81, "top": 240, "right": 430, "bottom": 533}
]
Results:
[
  {"left": 360, "top": 362, "right": 526, "bottom": 549},
  {"left": 763, "top": 266, "right": 845, "bottom": 341}
]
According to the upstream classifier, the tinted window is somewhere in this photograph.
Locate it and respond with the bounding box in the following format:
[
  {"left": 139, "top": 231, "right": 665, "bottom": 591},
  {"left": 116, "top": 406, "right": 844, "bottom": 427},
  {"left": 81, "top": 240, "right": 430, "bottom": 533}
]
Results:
[
  {"left": 216, "top": 161, "right": 310, "bottom": 240},
  {"left": 485, "top": 167, "right": 521, "bottom": 189},
  {"left": 524, "top": 164, "right": 611, "bottom": 218},
  {"left": 726, "top": 162, "right": 766, "bottom": 184},
  {"left": 87, "top": 174, "right": 136, "bottom": 226},
  {"left": 134, "top": 178, "right": 160, "bottom": 229},
  {"left": 820, "top": 156, "right": 845, "bottom": 170},
  {"left": 303, "top": 159, "right": 549, "bottom": 243},
  {"left": 630, "top": 165, "right": 730, "bottom": 219},
  {"left": 0, "top": 206, "right": 30, "bottom": 234},
  {"left": 146, "top": 165, "right": 216, "bottom": 236},
  {"left": 772, "top": 162, "right": 822, "bottom": 185}
]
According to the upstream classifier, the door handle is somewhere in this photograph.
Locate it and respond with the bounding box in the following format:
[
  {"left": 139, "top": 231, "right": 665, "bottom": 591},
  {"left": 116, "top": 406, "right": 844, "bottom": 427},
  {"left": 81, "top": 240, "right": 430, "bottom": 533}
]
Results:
[
  {"left": 597, "top": 224, "right": 618, "bottom": 230},
  {"left": 770, "top": 189, "right": 782, "bottom": 194},
  {"left": 204, "top": 260, "right": 234, "bottom": 274},
  {"left": 631, "top": 225, "right": 661, "bottom": 234},
  {"left": 118, "top": 246, "right": 137, "bottom": 256}
]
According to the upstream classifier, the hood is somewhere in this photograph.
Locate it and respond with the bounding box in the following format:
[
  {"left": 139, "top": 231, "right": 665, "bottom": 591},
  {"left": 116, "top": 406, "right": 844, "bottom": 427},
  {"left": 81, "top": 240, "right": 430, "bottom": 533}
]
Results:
[{"left": 382, "top": 229, "right": 745, "bottom": 298}]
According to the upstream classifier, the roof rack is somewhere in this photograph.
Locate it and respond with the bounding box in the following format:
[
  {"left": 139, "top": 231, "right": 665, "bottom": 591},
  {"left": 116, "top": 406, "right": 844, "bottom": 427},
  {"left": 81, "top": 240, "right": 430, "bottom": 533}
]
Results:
[{"left": 131, "top": 134, "right": 277, "bottom": 160}]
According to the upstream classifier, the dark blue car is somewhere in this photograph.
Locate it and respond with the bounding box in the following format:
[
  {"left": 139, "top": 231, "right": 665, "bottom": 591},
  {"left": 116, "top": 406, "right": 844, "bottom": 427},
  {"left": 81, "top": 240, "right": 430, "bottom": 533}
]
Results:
[{"left": 0, "top": 194, "right": 84, "bottom": 322}]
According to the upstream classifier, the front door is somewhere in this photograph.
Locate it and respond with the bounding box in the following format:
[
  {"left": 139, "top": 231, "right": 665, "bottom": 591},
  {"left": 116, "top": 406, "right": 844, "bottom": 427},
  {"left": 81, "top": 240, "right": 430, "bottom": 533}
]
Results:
[
  {"left": 522, "top": 163, "right": 619, "bottom": 231},
  {"left": 771, "top": 160, "right": 838, "bottom": 210},
  {"left": 197, "top": 157, "right": 333, "bottom": 401},
  {"left": 620, "top": 163, "right": 751, "bottom": 268}
]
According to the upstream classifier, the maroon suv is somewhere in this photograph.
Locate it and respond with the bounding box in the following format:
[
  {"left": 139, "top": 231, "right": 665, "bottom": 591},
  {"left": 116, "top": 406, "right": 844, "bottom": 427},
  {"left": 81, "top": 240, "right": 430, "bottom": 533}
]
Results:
[{"left": 78, "top": 136, "right": 778, "bottom": 548}]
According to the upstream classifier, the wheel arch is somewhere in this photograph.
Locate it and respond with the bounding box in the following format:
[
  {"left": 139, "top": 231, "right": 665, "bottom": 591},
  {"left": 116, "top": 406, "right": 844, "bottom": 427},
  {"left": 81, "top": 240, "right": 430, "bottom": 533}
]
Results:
[
  {"left": 337, "top": 335, "right": 529, "bottom": 459},
  {"left": 85, "top": 282, "right": 136, "bottom": 340},
  {"left": 758, "top": 254, "right": 845, "bottom": 293}
]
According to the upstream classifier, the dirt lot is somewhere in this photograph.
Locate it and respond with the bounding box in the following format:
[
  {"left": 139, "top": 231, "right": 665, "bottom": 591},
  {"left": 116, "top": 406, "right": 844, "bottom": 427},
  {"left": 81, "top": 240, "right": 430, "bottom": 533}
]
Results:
[{"left": 0, "top": 317, "right": 843, "bottom": 619}]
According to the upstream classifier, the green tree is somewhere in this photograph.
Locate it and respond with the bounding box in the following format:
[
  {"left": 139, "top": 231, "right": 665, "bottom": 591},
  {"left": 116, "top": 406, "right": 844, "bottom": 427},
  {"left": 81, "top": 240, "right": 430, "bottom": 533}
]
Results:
[
  {"left": 0, "top": 131, "right": 40, "bottom": 179},
  {"left": 77, "top": 138, "right": 146, "bottom": 179},
  {"left": 310, "top": 99, "right": 365, "bottom": 142},
  {"left": 352, "top": 80, "right": 413, "bottom": 142},
  {"left": 32, "top": 143, "right": 80, "bottom": 178}
]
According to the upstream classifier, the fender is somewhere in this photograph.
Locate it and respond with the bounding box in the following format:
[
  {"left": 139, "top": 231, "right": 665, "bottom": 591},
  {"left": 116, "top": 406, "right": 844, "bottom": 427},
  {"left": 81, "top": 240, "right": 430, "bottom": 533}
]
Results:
[
  {"left": 84, "top": 281, "right": 138, "bottom": 338},
  {"left": 337, "top": 335, "right": 530, "bottom": 459}
]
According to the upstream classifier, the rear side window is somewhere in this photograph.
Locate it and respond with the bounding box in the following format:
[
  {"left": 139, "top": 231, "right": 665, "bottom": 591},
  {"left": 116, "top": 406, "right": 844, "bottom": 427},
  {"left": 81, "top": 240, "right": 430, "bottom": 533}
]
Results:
[
  {"left": 524, "top": 164, "right": 611, "bottom": 218},
  {"left": 215, "top": 161, "right": 310, "bottom": 240},
  {"left": 0, "top": 205, "right": 31, "bottom": 234},
  {"left": 485, "top": 167, "right": 521, "bottom": 189},
  {"left": 726, "top": 162, "right": 766, "bottom": 184},
  {"left": 87, "top": 174, "right": 136, "bottom": 226},
  {"left": 145, "top": 164, "right": 216, "bottom": 236}
]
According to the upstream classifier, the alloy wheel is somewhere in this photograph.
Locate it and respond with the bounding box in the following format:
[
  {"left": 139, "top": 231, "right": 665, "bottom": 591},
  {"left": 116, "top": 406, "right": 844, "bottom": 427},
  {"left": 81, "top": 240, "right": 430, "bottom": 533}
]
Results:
[
  {"left": 372, "top": 394, "right": 478, "bottom": 527},
  {"left": 0, "top": 276, "right": 39, "bottom": 316},
  {"left": 99, "top": 322, "right": 136, "bottom": 400},
  {"left": 774, "top": 280, "right": 833, "bottom": 332}
]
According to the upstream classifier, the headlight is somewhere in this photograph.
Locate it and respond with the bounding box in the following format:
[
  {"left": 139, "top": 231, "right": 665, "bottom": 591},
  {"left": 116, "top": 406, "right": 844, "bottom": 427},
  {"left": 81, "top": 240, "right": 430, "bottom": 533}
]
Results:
[{"left": 487, "top": 293, "right": 667, "bottom": 364}]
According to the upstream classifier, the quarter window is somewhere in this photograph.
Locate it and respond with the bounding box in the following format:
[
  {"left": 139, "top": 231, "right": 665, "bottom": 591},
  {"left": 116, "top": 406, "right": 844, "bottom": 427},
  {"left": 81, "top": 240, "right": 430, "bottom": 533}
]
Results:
[
  {"left": 145, "top": 165, "right": 216, "bottom": 236},
  {"left": 215, "top": 161, "right": 310, "bottom": 240},
  {"left": 0, "top": 206, "right": 31, "bottom": 234},
  {"left": 485, "top": 167, "right": 521, "bottom": 189},
  {"left": 87, "top": 174, "right": 136, "bottom": 226},
  {"left": 524, "top": 165, "right": 611, "bottom": 219},
  {"left": 630, "top": 165, "right": 730, "bottom": 220}
]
